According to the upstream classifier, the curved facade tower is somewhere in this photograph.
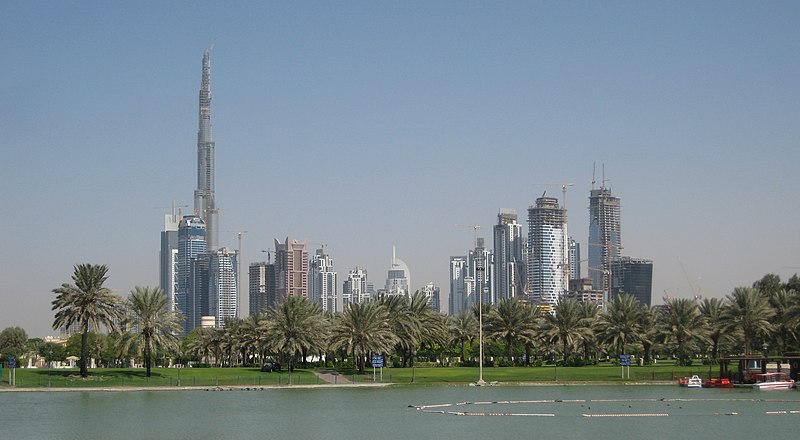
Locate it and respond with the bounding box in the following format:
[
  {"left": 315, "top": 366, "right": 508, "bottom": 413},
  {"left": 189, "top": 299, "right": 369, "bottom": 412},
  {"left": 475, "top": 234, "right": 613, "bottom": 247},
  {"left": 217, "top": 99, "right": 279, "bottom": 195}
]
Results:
[{"left": 195, "top": 49, "right": 218, "bottom": 251}]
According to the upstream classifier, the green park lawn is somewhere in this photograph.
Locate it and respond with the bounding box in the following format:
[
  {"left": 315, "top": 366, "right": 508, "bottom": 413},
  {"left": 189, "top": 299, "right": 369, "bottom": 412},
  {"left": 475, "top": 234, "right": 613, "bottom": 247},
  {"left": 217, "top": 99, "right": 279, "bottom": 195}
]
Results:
[
  {"left": 3, "top": 361, "right": 711, "bottom": 388},
  {"left": 3, "top": 367, "right": 319, "bottom": 388}
]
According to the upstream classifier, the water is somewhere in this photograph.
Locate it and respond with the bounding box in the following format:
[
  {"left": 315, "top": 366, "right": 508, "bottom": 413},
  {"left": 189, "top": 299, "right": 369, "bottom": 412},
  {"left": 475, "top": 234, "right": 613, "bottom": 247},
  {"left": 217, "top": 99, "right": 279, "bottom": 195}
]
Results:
[{"left": 2, "top": 385, "right": 798, "bottom": 439}]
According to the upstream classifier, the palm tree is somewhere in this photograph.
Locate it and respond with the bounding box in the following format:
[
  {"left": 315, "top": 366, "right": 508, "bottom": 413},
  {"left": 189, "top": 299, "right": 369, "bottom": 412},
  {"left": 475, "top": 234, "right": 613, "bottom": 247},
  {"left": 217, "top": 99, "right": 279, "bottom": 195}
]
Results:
[
  {"left": 659, "top": 298, "right": 706, "bottom": 366},
  {"left": 577, "top": 301, "right": 601, "bottom": 362},
  {"left": 330, "top": 301, "right": 398, "bottom": 373},
  {"left": 262, "top": 295, "right": 327, "bottom": 372},
  {"left": 542, "top": 298, "right": 590, "bottom": 362},
  {"left": 378, "top": 295, "right": 422, "bottom": 367},
  {"left": 448, "top": 311, "right": 478, "bottom": 362},
  {"left": 768, "top": 289, "right": 799, "bottom": 354},
  {"left": 120, "top": 287, "right": 182, "bottom": 377},
  {"left": 597, "top": 294, "right": 643, "bottom": 356},
  {"left": 52, "top": 264, "right": 123, "bottom": 377},
  {"left": 699, "top": 297, "right": 729, "bottom": 360},
  {"left": 484, "top": 298, "right": 539, "bottom": 363},
  {"left": 722, "top": 287, "right": 774, "bottom": 354},
  {"left": 638, "top": 306, "right": 661, "bottom": 365}
]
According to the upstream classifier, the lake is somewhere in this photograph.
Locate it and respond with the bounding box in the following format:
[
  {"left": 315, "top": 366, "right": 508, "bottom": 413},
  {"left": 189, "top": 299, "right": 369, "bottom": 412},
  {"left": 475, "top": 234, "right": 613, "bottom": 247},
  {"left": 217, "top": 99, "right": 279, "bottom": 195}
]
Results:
[{"left": 2, "top": 385, "right": 798, "bottom": 439}]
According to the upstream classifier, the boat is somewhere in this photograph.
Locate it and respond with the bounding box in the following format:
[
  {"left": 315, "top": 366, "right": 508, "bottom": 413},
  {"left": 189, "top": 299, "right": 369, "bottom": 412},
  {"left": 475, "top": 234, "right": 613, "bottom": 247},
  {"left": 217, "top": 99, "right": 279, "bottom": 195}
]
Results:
[
  {"left": 702, "top": 377, "right": 733, "bottom": 388},
  {"left": 750, "top": 372, "right": 794, "bottom": 390},
  {"left": 679, "top": 375, "right": 703, "bottom": 388}
]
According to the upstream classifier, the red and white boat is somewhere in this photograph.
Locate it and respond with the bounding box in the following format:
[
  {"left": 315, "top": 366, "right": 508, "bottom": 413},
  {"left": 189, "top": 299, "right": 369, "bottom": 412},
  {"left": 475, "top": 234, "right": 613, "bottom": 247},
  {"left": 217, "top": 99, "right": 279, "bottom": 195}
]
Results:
[
  {"left": 702, "top": 377, "right": 733, "bottom": 388},
  {"left": 679, "top": 375, "right": 703, "bottom": 388},
  {"left": 751, "top": 372, "right": 794, "bottom": 390}
]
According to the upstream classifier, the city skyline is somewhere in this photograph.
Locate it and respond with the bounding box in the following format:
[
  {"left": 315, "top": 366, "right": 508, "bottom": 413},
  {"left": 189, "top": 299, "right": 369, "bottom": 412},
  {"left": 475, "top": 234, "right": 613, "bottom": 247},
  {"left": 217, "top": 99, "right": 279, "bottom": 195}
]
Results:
[{"left": 2, "top": 2, "right": 800, "bottom": 337}]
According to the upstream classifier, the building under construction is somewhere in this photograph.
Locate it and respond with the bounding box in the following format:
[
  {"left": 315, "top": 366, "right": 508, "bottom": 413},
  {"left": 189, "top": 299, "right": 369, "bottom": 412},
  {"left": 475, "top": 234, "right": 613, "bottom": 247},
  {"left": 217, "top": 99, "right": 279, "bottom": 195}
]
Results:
[
  {"left": 527, "top": 195, "right": 568, "bottom": 306},
  {"left": 588, "top": 185, "right": 621, "bottom": 292}
]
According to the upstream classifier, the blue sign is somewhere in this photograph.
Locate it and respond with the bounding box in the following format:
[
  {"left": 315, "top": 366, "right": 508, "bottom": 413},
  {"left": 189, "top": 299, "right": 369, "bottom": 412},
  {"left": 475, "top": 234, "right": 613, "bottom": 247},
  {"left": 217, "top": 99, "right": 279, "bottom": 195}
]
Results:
[
  {"left": 619, "top": 354, "right": 631, "bottom": 367},
  {"left": 8, "top": 355, "right": 16, "bottom": 369},
  {"left": 371, "top": 356, "right": 384, "bottom": 368}
]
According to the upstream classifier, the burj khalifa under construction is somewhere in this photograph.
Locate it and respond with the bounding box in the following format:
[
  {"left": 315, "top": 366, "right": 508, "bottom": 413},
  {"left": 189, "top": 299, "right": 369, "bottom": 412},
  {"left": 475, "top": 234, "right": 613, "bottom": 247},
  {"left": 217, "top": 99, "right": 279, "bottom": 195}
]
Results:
[{"left": 195, "top": 49, "right": 218, "bottom": 251}]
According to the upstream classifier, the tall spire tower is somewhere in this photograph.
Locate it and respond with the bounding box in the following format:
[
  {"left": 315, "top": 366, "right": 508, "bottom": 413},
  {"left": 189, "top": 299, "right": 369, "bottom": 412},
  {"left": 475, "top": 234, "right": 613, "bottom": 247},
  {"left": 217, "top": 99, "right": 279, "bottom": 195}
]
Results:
[{"left": 195, "top": 48, "right": 218, "bottom": 250}]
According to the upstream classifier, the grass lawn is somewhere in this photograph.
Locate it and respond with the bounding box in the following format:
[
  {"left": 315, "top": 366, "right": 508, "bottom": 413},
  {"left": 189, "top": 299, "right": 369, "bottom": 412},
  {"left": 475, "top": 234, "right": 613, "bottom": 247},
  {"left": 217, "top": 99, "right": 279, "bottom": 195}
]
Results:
[
  {"left": 2, "top": 362, "right": 714, "bottom": 388},
  {"left": 346, "top": 362, "right": 714, "bottom": 384},
  {"left": 4, "top": 367, "right": 319, "bottom": 388}
]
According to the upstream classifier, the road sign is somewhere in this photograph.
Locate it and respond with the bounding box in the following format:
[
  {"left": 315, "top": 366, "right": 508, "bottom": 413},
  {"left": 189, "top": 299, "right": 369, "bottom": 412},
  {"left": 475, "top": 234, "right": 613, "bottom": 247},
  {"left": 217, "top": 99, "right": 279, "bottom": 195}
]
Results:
[
  {"left": 8, "top": 355, "right": 16, "bottom": 369},
  {"left": 619, "top": 354, "right": 631, "bottom": 367},
  {"left": 371, "top": 356, "right": 384, "bottom": 368}
]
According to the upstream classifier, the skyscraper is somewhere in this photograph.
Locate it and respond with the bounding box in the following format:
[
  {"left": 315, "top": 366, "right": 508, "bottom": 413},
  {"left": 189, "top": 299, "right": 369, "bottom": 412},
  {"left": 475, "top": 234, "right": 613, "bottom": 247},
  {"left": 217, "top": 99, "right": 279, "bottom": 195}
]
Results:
[
  {"left": 610, "top": 257, "right": 653, "bottom": 306},
  {"left": 342, "top": 267, "right": 371, "bottom": 309},
  {"left": 309, "top": 247, "right": 338, "bottom": 313},
  {"left": 469, "top": 237, "right": 494, "bottom": 306},
  {"left": 528, "top": 196, "right": 568, "bottom": 307},
  {"left": 384, "top": 246, "right": 411, "bottom": 297},
  {"left": 159, "top": 211, "right": 180, "bottom": 312},
  {"left": 249, "top": 260, "right": 276, "bottom": 316},
  {"left": 567, "top": 237, "right": 581, "bottom": 281},
  {"left": 493, "top": 210, "right": 525, "bottom": 301},
  {"left": 588, "top": 184, "right": 621, "bottom": 292},
  {"left": 274, "top": 238, "right": 308, "bottom": 302},
  {"left": 448, "top": 256, "right": 471, "bottom": 315},
  {"left": 208, "top": 247, "right": 238, "bottom": 326},
  {"left": 177, "top": 215, "right": 206, "bottom": 334},
  {"left": 195, "top": 49, "right": 218, "bottom": 251}
]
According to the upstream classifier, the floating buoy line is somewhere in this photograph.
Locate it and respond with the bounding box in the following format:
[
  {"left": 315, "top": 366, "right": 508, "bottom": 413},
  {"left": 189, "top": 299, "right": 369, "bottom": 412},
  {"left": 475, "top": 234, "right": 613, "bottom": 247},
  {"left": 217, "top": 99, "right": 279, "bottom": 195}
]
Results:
[{"left": 412, "top": 398, "right": 800, "bottom": 418}]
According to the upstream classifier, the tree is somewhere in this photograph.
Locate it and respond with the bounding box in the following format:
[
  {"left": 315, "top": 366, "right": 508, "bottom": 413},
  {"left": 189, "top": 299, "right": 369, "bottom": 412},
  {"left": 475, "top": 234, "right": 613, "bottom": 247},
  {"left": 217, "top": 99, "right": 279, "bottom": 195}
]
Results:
[
  {"left": 767, "top": 289, "right": 799, "bottom": 354},
  {"left": 659, "top": 298, "right": 706, "bottom": 365},
  {"left": 52, "top": 264, "right": 123, "bottom": 377},
  {"left": 541, "top": 299, "right": 590, "bottom": 362},
  {"left": 262, "top": 295, "right": 328, "bottom": 372},
  {"left": 638, "top": 306, "right": 660, "bottom": 365},
  {"left": 0, "top": 326, "right": 28, "bottom": 359},
  {"left": 484, "top": 298, "right": 539, "bottom": 363},
  {"left": 38, "top": 341, "right": 67, "bottom": 364},
  {"left": 722, "top": 287, "right": 774, "bottom": 354},
  {"left": 330, "top": 301, "right": 398, "bottom": 373},
  {"left": 598, "top": 294, "right": 643, "bottom": 356},
  {"left": 699, "top": 297, "right": 728, "bottom": 360},
  {"left": 448, "top": 311, "right": 478, "bottom": 362},
  {"left": 119, "top": 287, "right": 182, "bottom": 377}
]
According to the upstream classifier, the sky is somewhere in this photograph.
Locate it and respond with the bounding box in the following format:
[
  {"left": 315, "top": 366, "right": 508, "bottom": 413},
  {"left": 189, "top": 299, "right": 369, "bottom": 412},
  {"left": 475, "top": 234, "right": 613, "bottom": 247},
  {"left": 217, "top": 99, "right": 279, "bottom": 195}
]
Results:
[{"left": 2, "top": 1, "right": 799, "bottom": 337}]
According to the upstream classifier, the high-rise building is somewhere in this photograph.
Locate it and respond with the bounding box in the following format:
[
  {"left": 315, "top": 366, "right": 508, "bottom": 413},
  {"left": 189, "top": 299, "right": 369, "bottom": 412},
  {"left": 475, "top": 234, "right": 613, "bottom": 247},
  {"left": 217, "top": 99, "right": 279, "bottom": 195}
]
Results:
[
  {"left": 384, "top": 246, "right": 411, "bottom": 296},
  {"left": 493, "top": 210, "right": 525, "bottom": 301},
  {"left": 310, "top": 248, "right": 338, "bottom": 313},
  {"left": 159, "top": 212, "right": 180, "bottom": 312},
  {"left": 528, "top": 196, "right": 568, "bottom": 307},
  {"left": 420, "top": 282, "right": 441, "bottom": 313},
  {"left": 208, "top": 248, "right": 238, "bottom": 326},
  {"left": 194, "top": 49, "right": 218, "bottom": 251},
  {"left": 448, "top": 256, "right": 469, "bottom": 315},
  {"left": 249, "top": 260, "right": 276, "bottom": 315},
  {"left": 610, "top": 257, "right": 653, "bottom": 306},
  {"left": 275, "top": 238, "right": 308, "bottom": 302},
  {"left": 342, "top": 267, "right": 371, "bottom": 309},
  {"left": 469, "top": 237, "right": 494, "bottom": 306},
  {"left": 178, "top": 215, "right": 206, "bottom": 334},
  {"left": 588, "top": 185, "right": 621, "bottom": 292},
  {"left": 568, "top": 237, "right": 581, "bottom": 281}
]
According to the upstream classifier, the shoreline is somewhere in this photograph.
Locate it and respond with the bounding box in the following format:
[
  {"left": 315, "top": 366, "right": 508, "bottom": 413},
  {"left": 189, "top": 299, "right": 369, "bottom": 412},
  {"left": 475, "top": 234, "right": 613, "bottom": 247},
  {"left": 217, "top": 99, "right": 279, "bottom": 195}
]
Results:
[{"left": 0, "top": 380, "right": 675, "bottom": 393}]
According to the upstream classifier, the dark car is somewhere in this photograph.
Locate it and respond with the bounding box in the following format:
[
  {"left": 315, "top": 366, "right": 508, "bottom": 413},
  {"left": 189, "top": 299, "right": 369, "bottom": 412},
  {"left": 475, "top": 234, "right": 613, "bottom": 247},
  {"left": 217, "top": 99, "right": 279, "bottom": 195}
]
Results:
[{"left": 260, "top": 362, "right": 281, "bottom": 372}]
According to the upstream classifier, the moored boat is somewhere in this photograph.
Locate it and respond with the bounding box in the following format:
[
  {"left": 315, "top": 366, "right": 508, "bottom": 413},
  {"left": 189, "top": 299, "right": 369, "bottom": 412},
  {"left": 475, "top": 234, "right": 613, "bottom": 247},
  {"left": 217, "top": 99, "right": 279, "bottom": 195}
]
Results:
[
  {"left": 679, "top": 375, "right": 703, "bottom": 388},
  {"left": 751, "top": 372, "right": 794, "bottom": 390},
  {"left": 702, "top": 377, "right": 733, "bottom": 388}
]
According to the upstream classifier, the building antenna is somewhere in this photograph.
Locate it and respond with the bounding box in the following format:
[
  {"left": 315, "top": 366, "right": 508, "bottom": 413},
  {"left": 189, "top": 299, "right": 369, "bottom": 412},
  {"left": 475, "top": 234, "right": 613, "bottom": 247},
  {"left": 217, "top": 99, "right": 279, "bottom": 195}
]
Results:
[{"left": 592, "top": 162, "right": 596, "bottom": 190}]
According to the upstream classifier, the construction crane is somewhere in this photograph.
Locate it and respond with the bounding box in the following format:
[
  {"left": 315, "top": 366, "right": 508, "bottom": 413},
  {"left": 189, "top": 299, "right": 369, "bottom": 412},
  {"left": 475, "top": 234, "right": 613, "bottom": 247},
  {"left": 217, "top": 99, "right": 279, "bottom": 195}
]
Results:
[
  {"left": 154, "top": 202, "right": 189, "bottom": 217},
  {"left": 531, "top": 183, "right": 575, "bottom": 209},
  {"left": 455, "top": 224, "right": 482, "bottom": 247},
  {"left": 677, "top": 257, "right": 702, "bottom": 299}
]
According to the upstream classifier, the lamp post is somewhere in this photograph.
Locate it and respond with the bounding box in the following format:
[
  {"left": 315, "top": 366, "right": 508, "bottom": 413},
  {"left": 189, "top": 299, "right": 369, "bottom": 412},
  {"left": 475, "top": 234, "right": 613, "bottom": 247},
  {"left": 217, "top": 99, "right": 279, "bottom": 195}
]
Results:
[{"left": 476, "top": 266, "right": 486, "bottom": 386}]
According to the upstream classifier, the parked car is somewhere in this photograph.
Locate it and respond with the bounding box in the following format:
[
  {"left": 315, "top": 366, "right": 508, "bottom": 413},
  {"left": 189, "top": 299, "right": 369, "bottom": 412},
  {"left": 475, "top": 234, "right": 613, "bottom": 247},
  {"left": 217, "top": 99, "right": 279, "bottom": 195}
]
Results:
[{"left": 260, "top": 362, "right": 281, "bottom": 372}]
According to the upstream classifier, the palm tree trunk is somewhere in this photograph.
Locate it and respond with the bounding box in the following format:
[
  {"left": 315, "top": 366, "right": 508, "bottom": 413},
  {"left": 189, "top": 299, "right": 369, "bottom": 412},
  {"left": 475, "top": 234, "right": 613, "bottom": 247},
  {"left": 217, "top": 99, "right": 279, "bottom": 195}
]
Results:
[{"left": 80, "top": 330, "right": 89, "bottom": 377}]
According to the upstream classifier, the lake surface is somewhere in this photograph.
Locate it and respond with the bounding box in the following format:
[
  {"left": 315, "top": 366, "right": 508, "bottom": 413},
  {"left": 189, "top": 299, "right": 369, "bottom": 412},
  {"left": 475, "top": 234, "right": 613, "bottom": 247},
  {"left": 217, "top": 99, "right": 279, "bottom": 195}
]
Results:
[{"left": 2, "top": 385, "right": 799, "bottom": 439}]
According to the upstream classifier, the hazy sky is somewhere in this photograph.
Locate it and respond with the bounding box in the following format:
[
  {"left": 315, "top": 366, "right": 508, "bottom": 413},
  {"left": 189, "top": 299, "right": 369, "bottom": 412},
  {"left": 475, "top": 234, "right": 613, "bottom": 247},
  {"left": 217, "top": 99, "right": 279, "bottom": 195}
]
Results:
[{"left": 3, "top": 1, "right": 799, "bottom": 337}]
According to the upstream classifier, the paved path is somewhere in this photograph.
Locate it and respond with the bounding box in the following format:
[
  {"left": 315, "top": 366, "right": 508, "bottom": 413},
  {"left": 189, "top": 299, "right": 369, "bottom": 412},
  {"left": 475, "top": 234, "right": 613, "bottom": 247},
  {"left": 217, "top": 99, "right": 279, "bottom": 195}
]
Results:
[{"left": 313, "top": 370, "right": 354, "bottom": 385}]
